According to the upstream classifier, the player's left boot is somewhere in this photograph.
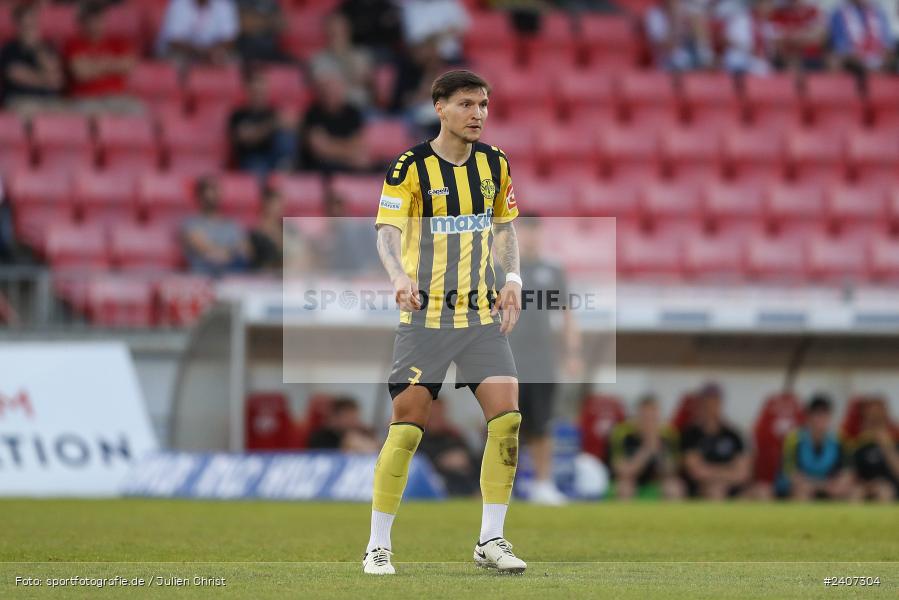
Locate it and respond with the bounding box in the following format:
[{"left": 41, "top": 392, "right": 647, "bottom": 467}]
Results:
[
  {"left": 473, "top": 537, "right": 527, "bottom": 574},
  {"left": 362, "top": 548, "right": 395, "bottom": 575}
]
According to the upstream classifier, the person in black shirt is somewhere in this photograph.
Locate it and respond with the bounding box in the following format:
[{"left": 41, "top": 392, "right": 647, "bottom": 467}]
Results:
[
  {"left": 299, "top": 72, "right": 371, "bottom": 173},
  {"left": 0, "top": 4, "right": 65, "bottom": 112},
  {"left": 849, "top": 398, "right": 899, "bottom": 502},
  {"left": 307, "top": 396, "right": 378, "bottom": 453},
  {"left": 229, "top": 71, "right": 295, "bottom": 179},
  {"left": 338, "top": 0, "right": 402, "bottom": 58},
  {"left": 249, "top": 186, "right": 284, "bottom": 272},
  {"left": 681, "top": 383, "right": 751, "bottom": 499}
]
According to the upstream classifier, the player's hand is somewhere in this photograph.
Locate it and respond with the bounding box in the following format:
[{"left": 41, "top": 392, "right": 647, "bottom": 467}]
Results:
[
  {"left": 393, "top": 275, "right": 422, "bottom": 311},
  {"left": 492, "top": 281, "right": 521, "bottom": 334}
]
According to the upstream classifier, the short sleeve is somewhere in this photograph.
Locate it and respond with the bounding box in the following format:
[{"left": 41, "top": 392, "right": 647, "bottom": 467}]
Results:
[
  {"left": 375, "top": 152, "right": 416, "bottom": 232},
  {"left": 493, "top": 151, "right": 519, "bottom": 223}
]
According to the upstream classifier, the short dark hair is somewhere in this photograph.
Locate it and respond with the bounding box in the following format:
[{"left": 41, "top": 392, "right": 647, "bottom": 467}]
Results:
[
  {"left": 13, "top": 3, "right": 36, "bottom": 23},
  {"left": 807, "top": 394, "right": 832, "bottom": 415},
  {"left": 331, "top": 396, "right": 359, "bottom": 414},
  {"left": 431, "top": 70, "right": 490, "bottom": 105}
]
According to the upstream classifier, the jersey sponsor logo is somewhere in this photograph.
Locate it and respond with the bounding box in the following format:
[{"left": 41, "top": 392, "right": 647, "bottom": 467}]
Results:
[
  {"left": 379, "top": 195, "right": 403, "bottom": 211},
  {"left": 505, "top": 183, "right": 517, "bottom": 210},
  {"left": 480, "top": 179, "right": 497, "bottom": 201},
  {"left": 430, "top": 208, "right": 494, "bottom": 234},
  {"left": 428, "top": 187, "right": 450, "bottom": 196}
]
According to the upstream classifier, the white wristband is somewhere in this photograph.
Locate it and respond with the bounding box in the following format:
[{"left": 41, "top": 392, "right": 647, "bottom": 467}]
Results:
[{"left": 505, "top": 272, "right": 523, "bottom": 287}]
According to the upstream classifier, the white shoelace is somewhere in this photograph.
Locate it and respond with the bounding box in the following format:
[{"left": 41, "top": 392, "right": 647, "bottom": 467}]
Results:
[{"left": 495, "top": 539, "right": 515, "bottom": 556}]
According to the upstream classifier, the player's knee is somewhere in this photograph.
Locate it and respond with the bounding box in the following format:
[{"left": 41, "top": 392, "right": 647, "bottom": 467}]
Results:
[
  {"left": 381, "top": 423, "right": 423, "bottom": 477},
  {"left": 487, "top": 410, "right": 521, "bottom": 437}
]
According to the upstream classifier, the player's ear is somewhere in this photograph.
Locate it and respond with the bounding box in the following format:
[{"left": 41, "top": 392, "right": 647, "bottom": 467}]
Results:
[{"left": 434, "top": 99, "right": 444, "bottom": 121}]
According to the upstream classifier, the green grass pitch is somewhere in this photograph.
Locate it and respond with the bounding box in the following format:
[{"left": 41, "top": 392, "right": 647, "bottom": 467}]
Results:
[{"left": 0, "top": 499, "right": 897, "bottom": 599}]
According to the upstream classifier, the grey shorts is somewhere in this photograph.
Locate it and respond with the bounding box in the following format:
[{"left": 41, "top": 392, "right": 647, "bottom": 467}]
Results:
[{"left": 387, "top": 322, "right": 518, "bottom": 400}]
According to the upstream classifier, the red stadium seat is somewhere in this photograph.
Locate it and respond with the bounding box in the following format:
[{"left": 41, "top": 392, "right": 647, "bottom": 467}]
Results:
[
  {"left": 483, "top": 123, "right": 537, "bottom": 174},
  {"left": 464, "top": 11, "right": 516, "bottom": 57},
  {"left": 0, "top": 112, "right": 30, "bottom": 175},
  {"left": 510, "top": 175, "right": 577, "bottom": 217},
  {"left": 618, "top": 71, "right": 679, "bottom": 128},
  {"left": 155, "top": 274, "right": 215, "bottom": 327},
  {"left": 8, "top": 169, "right": 74, "bottom": 250},
  {"left": 73, "top": 170, "right": 139, "bottom": 225},
  {"left": 100, "top": 2, "right": 143, "bottom": 42},
  {"left": 96, "top": 114, "right": 160, "bottom": 173},
  {"left": 598, "top": 126, "right": 661, "bottom": 182},
  {"left": 579, "top": 15, "right": 640, "bottom": 71},
  {"left": 521, "top": 11, "right": 577, "bottom": 69},
  {"left": 535, "top": 123, "right": 599, "bottom": 178},
  {"left": 681, "top": 72, "right": 742, "bottom": 129},
  {"left": 804, "top": 235, "right": 867, "bottom": 282},
  {"left": 868, "top": 236, "right": 899, "bottom": 283},
  {"left": 765, "top": 183, "right": 825, "bottom": 237},
  {"left": 575, "top": 179, "right": 640, "bottom": 222},
  {"left": 703, "top": 181, "right": 766, "bottom": 235},
  {"left": 803, "top": 73, "right": 865, "bottom": 133},
  {"left": 826, "top": 185, "right": 886, "bottom": 236},
  {"left": 867, "top": 75, "right": 899, "bottom": 130},
  {"left": 557, "top": 71, "right": 617, "bottom": 125},
  {"left": 268, "top": 173, "right": 326, "bottom": 217},
  {"left": 846, "top": 130, "right": 899, "bottom": 189},
  {"left": 262, "top": 65, "right": 309, "bottom": 112},
  {"left": 129, "top": 61, "right": 184, "bottom": 115},
  {"left": 786, "top": 129, "right": 846, "bottom": 184},
  {"left": 363, "top": 119, "right": 414, "bottom": 166},
  {"left": 31, "top": 113, "right": 95, "bottom": 172},
  {"left": 744, "top": 235, "right": 805, "bottom": 282},
  {"left": 219, "top": 173, "right": 261, "bottom": 227},
  {"left": 283, "top": 9, "right": 330, "bottom": 60},
  {"left": 110, "top": 224, "right": 181, "bottom": 272},
  {"left": 331, "top": 174, "right": 384, "bottom": 217},
  {"left": 38, "top": 3, "right": 77, "bottom": 46},
  {"left": 639, "top": 181, "right": 703, "bottom": 231},
  {"left": 579, "top": 394, "right": 627, "bottom": 461},
  {"left": 683, "top": 234, "right": 744, "bottom": 281},
  {"left": 539, "top": 220, "right": 616, "bottom": 274},
  {"left": 744, "top": 74, "right": 802, "bottom": 130},
  {"left": 245, "top": 392, "right": 293, "bottom": 450},
  {"left": 493, "top": 69, "right": 557, "bottom": 121},
  {"left": 185, "top": 65, "right": 243, "bottom": 115},
  {"left": 618, "top": 230, "right": 682, "bottom": 280},
  {"left": 159, "top": 113, "right": 226, "bottom": 176},
  {"left": 138, "top": 172, "right": 193, "bottom": 228},
  {"left": 45, "top": 223, "right": 109, "bottom": 270},
  {"left": 724, "top": 127, "right": 785, "bottom": 183},
  {"left": 87, "top": 276, "right": 154, "bottom": 328},
  {"left": 753, "top": 392, "right": 803, "bottom": 483},
  {"left": 661, "top": 127, "right": 722, "bottom": 184}
]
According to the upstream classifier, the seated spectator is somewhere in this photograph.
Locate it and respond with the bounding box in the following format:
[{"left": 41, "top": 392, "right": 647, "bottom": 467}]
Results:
[
  {"left": 766, "top": 0, "right": 827, "bottom": 71},
  {"left": 157, "top": 0, "right": 239, "bottom": 67},
  {"left": 181, "top": 176, "right": 251, "bottom": 277},
  {"left": 228, "top": 70, "right": 295, "bottom": 179},
  {"left": 645, "top": 0, "right": 715, "bottom": 71},
  {"left": 310, "top": 12, "right": 374, "bottom": 108},
  {"left": 720, "top": 0, "right": 775, "bottom": 75},
  {"left": 849, "top": 398, "right": 899, "bottom": 502},
  {"left": 64, "top": 3, "right": 141, "bottom": 114},
  {"left": 391, "top": 37, "right": 446, "bottom": 135},
  {"left": 338, "top": 0, "right": 403, "bottom": 60},
  {"left": 419, "top": 398, "right": 479, "bottom": 497},
  {"left": 235, "top": 0, "right": 293, "bottom": 64},
  {"left": 611, "top": 395, "right": 684, "bottom": 500},
  {"left": 828, "top": 0, "right": 894, "bottom": 72},
  {"left": 307, "top": 396, "right": 378, "bottom": 453},
  {"left": 780, "top": 395, "right": 853, "bottom": 501},
  {"left": 400, "top": 0, "right": 470, "bottom": 63},
  {"left": 0, "top": 4, "right": 65, "bottom": 113},
  {"left": 300, "top": 72, "right": 371, "bottom": 173},
  {"left": 681, "top": 383, "right": 751, "bottom": 499},
  {"left": 249, "top": 186, "right": 284, "bottom": 272}
]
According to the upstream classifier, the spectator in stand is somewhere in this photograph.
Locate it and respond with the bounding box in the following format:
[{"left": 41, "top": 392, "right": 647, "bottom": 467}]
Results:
[
  {"left": 828, "top": 0, "right": 894, "bottom": 73},
  {"left": 399, "top": 0, "right": 470, "bottom": 63},
  {"left": 720, "top": 0, "right": 775, "bottom": 75},
  {"left": 249, "top": 186, "right": 284, "bottom": 272},
  {"left": 310, "top": 12, "right": 375, "bottom": 108},
  {"left": 391, "top": 36, "right": 447, "bottom": 136},
  {"left": 64, "top": 2, "right": 141, "bottom": 114},
  {"left": 338, "top": 0, "right": 403, "bottom": 60},
  {"left": 307, "top": 396, "right": 379, "bottom": 453},
  {"left": 681, "top": 383, "right": 752, "bottom": 499},
  {"left": 299, "top": 72, "right": 371, "bottom": 173},
  {"left": 235, "top": 0, "right": 293, "bottom": 64},
  {"left": 645, "top": 0, "right": 715, "bottom": 71},
  {"left": 319, "top": 188, "right": 379, "bottom": 274},
  {"left": 418, "top": 398, "right": 480, "bottom": 497},
  {"left": 228, "top": 70, "right": 295, "bottom": 179},
  {"left": 157, "top": 0, "right": 239, "bottom": 67},
  {"left": 0, "top": 4, "right": 65, "bottom": 113},
  {"left": 181, "top": 176, "right": 251, "bottom": 277},
  {"left": 611, "top": 395, "right": 685, "bottom": 500},
  {"left": 849, "top": 398, "right": 899, "bottom": 502},
  {"left": 766, "top": 0, "right": 827, "bottom": 71},
  {"left": 780, "top": 395, "right": 854, "bottom": 501}
]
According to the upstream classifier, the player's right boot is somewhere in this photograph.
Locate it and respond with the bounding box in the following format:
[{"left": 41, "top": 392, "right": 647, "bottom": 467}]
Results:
[
  {"left": 473, "top": 537, "right": 527, "bottom": 574},
  {"left": 362, "top": 548, "right": 395, "bottom": 575}
]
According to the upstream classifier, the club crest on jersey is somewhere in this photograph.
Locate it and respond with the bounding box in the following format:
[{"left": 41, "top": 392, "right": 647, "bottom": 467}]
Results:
[
  {"left": 430, "top": 208, "right": 494, "bottom": 234},
  {"left": 428, "top": 187, "right": 450, "bottom": 196},
  {"left": 480, "top": 179, "right": 497, "bottom": 201}
]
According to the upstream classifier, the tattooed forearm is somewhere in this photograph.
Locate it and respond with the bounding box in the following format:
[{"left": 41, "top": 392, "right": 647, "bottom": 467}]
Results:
[
  {"left": 376, "top": 225, "right": 406, "bottom": 283},
  {"left": 492, "top": 221, "right": 520, "bottom": 276}
]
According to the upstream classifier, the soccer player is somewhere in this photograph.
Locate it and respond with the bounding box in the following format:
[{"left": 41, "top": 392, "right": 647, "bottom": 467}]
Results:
[{"left": 363, "top": 70, "right": 526, "bottom": 575}]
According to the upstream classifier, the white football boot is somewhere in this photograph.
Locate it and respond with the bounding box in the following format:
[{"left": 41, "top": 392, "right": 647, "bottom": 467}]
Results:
[
  {"left": 529, "top": 479, "right": 569, "bottom": 506},
  {"left": 362, "top": 548, "right": 395, "bottom": 575},
  {"left": 473, "top": 537, "right": 527, "bottom": 574}
]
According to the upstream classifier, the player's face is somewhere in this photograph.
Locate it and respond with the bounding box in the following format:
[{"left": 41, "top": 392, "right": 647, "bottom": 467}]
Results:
[
  {"left": 808, "top": 411, "right": 831, "bottom": 437},
  {"left": 438, "top": 87, "right": 489, "bottom": 144}
]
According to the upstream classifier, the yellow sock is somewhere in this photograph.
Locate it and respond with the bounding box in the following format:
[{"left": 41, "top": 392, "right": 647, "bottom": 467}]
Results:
[
  {"left": 480, "top": 411, "right": 521, "bottom": 504},
  {"left": 372, "top": 422, "right": 423, "bottom": 514}
]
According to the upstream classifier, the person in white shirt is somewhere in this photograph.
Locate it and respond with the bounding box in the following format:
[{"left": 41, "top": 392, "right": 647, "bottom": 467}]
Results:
[
  {"left": 157, "top": 0, "right": 239, "bottom": 66},
  {"left": 399, "top": 0, "right": 469, "bottom": 62}
]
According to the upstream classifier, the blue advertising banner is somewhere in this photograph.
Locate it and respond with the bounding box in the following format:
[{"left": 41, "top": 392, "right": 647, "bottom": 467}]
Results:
[{"left": 121, "top": 452, "right": 446, "bottom": 501}]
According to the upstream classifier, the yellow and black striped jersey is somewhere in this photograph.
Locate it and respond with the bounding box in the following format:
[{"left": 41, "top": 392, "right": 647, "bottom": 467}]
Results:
[{"left": 375, "top": 140, "right": 519, "bottom": 329}]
